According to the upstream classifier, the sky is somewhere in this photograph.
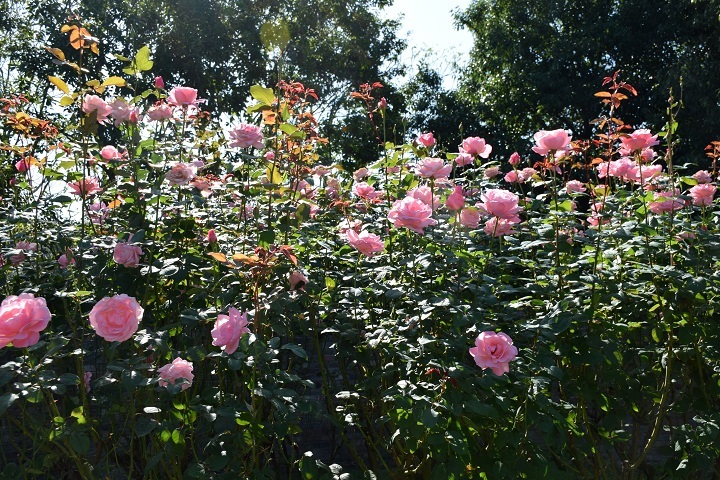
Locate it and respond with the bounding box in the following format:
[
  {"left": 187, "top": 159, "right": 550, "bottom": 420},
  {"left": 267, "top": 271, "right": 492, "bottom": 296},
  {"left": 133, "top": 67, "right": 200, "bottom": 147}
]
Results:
[{"left": 382, "top": 0, "right": 475, "bottom": 89}]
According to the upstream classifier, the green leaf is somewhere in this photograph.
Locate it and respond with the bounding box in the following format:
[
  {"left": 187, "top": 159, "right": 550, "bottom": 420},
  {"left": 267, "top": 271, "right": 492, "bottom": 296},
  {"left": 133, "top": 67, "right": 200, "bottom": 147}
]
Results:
[
  {"left": 0, "top": 392, "right": 19, "bottom": 416},
  {"left": 259, "top": 19, "right": 290, "bottom": 51},
  {"left": 279, "top": 123, "right": 298, "bottom": 135},
  {"left": 281, "top": 343, "right": 308, "bottom": 360},
  {"left": 134, "top": 45, "right": 154, "bottom": 72},
  {"left": 250, "top": 85, "right": 275, "bottom": 106},
  {"left": 258, "top": 229, "right": 275, "bottom": 247},
  {"left": 59, "top": 95, "right": 75, "bottom": 106},
  {"left": 68, "top": 432, "right": 90, "bottom": 455}
]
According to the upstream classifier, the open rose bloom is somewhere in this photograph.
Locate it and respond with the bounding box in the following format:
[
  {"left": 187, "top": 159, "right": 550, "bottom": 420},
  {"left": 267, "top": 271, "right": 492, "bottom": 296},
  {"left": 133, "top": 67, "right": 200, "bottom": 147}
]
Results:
[
  {"left": 89, "top": 294, "right": 143, "bottom": 342},
  {"left": 211, "top": 307, "right": 250, "bottom": 355},
  {"left": 347, "top": 229, "right": 385, "bottom": 256},
  {"left": 158, "top": 357, "right": 194, "bottom": 391},
  {"left": 469, "top": 331, "right": 518, "bottom": 376},
  {"left": 0, "top": 294, "right": 51, "bottom": 348},
  {"left": 388, "top": 196, "right": 437, "bottom": 234}
]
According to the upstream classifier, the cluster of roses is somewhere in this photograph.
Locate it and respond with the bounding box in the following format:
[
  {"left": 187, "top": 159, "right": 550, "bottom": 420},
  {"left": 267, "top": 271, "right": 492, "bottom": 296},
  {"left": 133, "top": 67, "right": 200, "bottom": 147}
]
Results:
[{"left": 0, "top": 292, "right": 250, "bottom": 392}]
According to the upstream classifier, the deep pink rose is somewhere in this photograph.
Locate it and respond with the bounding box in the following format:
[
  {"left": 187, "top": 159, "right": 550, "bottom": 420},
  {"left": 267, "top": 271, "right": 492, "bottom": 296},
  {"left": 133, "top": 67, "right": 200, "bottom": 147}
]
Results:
[
  {"left": 689, "top": 183, "right": 716, "bottom": 207},
  {"left": 289, "top": 271, "right": 309, "bottom": 291},
  {"left": 477, "top": 189, "right": 521, "bottom": 222},
  {"left": 15, "top": 158, "right": 31, "bottom": 172},
  {"left": 532, "top": 129, "right": 572, "bottom": 155},
  {"left": 461, "top": 137, "right": 492, "bottom": 158},
  {"left": 445, "top": 185, "right": 466, "bottom": 211},
  {"left": 167, "top": 87, "right": 198, "bottom": 107},
  {"left": 0, "top": 294, "right": 51, "bottom": 348},
  {"left": 206, "top": 229, "right": 218, "bottom": 244},
  {"left": 620, "top": 129, "right": 659, "bottom": 153},
  {"left": 229, "top": 123, "right": 264, "bottom": 149},
  {"left": 82, "top": 95, "right": 113, "bottom": 124},
  {"left": 469, "top": 331, "right": 518, "bottom": 376},
  {"left": 158, "top": 357, "right": 194, "bottom": 391},
  {"left": 416, "top": 132, "right": 436, "bottom": 147},
  {"left": 508, "top": 152, "right": 521, "bottom": 166},
  {"left": 211, "top": 307, "right": 250, "bottom": 355},
  {"left": 154, "top": 76, "right": 165, "bottom": 89},
  {"left": 388, "top": 196, "right": 437, "bottom": 234},
  {"left": 165, "top": 163, "right": 197, "bottom": 185},
  {"left": 58, "top": 253, "right": 75, "bottom": 268},
  {"left": 113, "top": 238, "right": 143, "bottom": 267},
  {"left": 416, "top": 157, "right": 452, "bottom": 179},
  {"left": 347, "top": 229, "right": 384, "bottom": 256},
  {"left": 89, "top": 294, "right": 143, "bottom": 342}
]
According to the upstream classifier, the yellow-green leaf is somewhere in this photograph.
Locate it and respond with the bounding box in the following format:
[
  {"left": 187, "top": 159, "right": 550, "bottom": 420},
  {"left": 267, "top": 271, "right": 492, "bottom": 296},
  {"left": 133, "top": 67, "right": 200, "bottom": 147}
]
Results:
[
  {"left": 59, "top": 95, "right": 75, "bottom": 106},
  {"left": 102, "top": 76, "right": 126, "bottom": 87},
  {"left": 48, "top": 75, "right": 69, "bottom": 94},
  {"left": 250, "top": 85, "right": 275, "bottom": 106},
  {"left": 266, "top": 163, "right": 283, "bottom": 184},
  {"left": 134, "top": 45, "right": 153, "bottom": 72}
]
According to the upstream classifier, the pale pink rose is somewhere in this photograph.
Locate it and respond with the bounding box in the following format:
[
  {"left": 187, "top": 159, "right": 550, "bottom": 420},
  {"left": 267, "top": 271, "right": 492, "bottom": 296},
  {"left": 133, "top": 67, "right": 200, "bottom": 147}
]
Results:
[
  {"left": 289, "top": 271, "right": 309, "bottom": 291},
  {"left": 113, "top": 237, "right": 143, "bottom": 267},
  {"left": 461, "top": 137, "right": 492, "bottom": 158},
  {"left": 469, "top": 331, "right": 518, "bottom": 376},
  {"left": 158, "top": 357, "right": 194, "bottom": 391},
  {"left": 165, "top": 163, "right": 197, "bottom": 185},
  {"left": 211, "top": 307, "right": 250, "bottom": 355},
  {"left": 0, "top": 293, "right": 51, "bottom": 348},
  {"left": 504, "top": 171, "right": 520, "bottom": 183},
  {"left": 620, "top": 129, "right": 659, "bottom": 153},
  {"left": 206, "top": 229, "right": 218, "bottom": 244},
  {"left": 353, "top": 167, "right": 369, "bottom": 181},
  {"left": 406, "top": 186, "right": 441, "bottom": 210},
  {"left": 386, "top": 165, "right": 402, "bottom": 174},
  {"left": 459, "top": 207, "right": 481, "bottom": 228},
  {"left": 626, "top": 164, "right": 663, "bottom": 184},
  {"left": 416, "top": 157, "right": 452, "bottom": 179},
  {"left": 648, "top": 191, "right": 684, "bottom": 214},
  {"left": 531, "top": 129, "right": 572, "bottom": 155},
  {"left": 565, "top": 180, "right": 586, "bottom": 193},
  {"left": 352, "top": 182, "right": 378, "bottom": 201},
  {"left": 519, "top": 168, "right": 537, "bottom": 183},
  {"left": 689, "top": 183, "right": 716, "bottom": 206},
  {"left": 338, "top": 219, "right": 362, "bottom": 236},
  {"left": 82, "top": 95, "right": 113, "bottom": 124},
  {"left": 483, "top": 217, "right": 518, "bottom": 237},
  {"left": 229, "top": 123, "right": 264, "bottom": 149},
  {"left": 347, "top": 229, "right": 384, "bottom": 256},
  {"left": 84, "top": 371, "right": 92, "bottom": 393},
  {"left": 693, "top": 170, "right": 713, "bottom": 184},
  {"left": 314, "top": 166, "right": 332, "bottom": 176},
  {"left": 484, "top": 166, "right": 500, "bottom": 178},
  {"left": 100, "top": 145, "right": 121, "bottom": 161},
  {"left": 16, "top": 241, "right": 37, "bottom": 252},
  {"left": 109, "top": 98, "right": 139, "bottom": 126},
  {"left": 455, "top": 152, "right": 474, "bottom": 167},
  {"left": 167, "top": 87, "right": 198, "bottom": 107},
  {"left": 508, "top": 152, "right": 521, "bottom": 166},
  {"left": 638, "top": 148, "right": 656, "bottom": 163},
  {"left": 387, "top": 196, "right": 437, "bottom": 234},
  {"left": 88, "top": 201, "right": 109, "bottom": 225},
  {"left": 416, "top": 132, "right": 436, "bottom": 147},
  {"left": 89, "top": 294, "right": 143, "bottom": 342},
  {"left": 68, "top": 177, "right": 102, "bottom": 197},
  {"left": 477, "top": 189, "right": 521, "bottom": 222},
  {"left": 445, "top": 185, "right": 465, "bottom": 211},
  {"left": 154, "top": 76, "right": 165, "bottom": 89},
  {"left": 147, "top": 102, "right": 174, "bottom": 121}
]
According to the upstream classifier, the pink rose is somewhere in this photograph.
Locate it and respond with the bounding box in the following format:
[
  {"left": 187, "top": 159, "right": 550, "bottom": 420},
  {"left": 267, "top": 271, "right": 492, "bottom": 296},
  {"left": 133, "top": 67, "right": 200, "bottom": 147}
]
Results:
[
  {"left": 68, "top": 177, "right": 102, "bottom": 197},
  {"left": 484, "top": 166, "right": 500, "bottom": 178},
  {"left": 147, "top": 102, "right": 174, "bottom": 121},
  {"left": 459, "top": 207, "right": 481, "bottom": 228},
  {"left": 531, "top": 129, "right": 572, "bottom": 155},
  {"left": 689, "top": 183, "right": 716, "bottom": 207},
  {"left": 0, "top": 293, "right": 51, "bottom": 348},
  {"left": 455, "top": 152, "right": 474, "bottom": 167},
  {"left": 416, "top": 132, "right": 436, "bottom": 148},
  {"left": 82, "top": 95, "right": 113, "bottom": 124},
  {"left": 620, "top": 129, "right": 659, "bottom": 153},
  {"left": 347, "top": 229, "right": 384, "bottom": 256},
  {"left": 477, "top": 189, "right": 521, "bottom": 222},
  {"left": 206, "top": 229, "right": 218, "bottom": 244},
  {"left": 352, "top": 182, "right": 378, "bottom": 201},
  {"left": 167, "top": 87, "right": 199, "bottom": 107},
  {"left": 158, "top": 357, "right": 194, "bottom": 391},
  {"left": 377, "top": 97, "right": 388, "bottom": 111},
  {"left": 229, "top": 123, "right": 264, "bottom": 149},
  {"left": 406, "top": 186, "right": 440, "bottom": 210},
  {"left": 565, "top": 180, "right": 586, "bottom": 194},
  {"left": 58, "top": 253, "right": 75, "bottom": 268},
  {"left": 625, "top": 164, "right": 663, "bottom": 184},
  {"left": 314, "top": 166, "right": 332, "bottom": 176},
  {"left": 508, "top": 152, "right": 521, "bottom": 166},
  {"left": 353, "top": 167, "right": 369, "bottom": 181},
  {"left": 445, "top": 185, "right": 466, "bottom": 211},
  {"left": 648, "top": 191, "right": 684, "bottom": 214},
  {"left": 289, "top": 271, "right": 309, "bottom": 291},
  {"left": 416, "top": 157, "right": 452, "bottom": 179},
  {"left": 109, "top": 98, "right": 139, "bottom": 127},
  {"left": 15, "top": 158, "right": 31, "bottom": 172},
  {"left": 113, "top": 237, "right": 143, "bottom": 267},
  {"left": 154, "top": 76, "right": 165, "bottom": 89},
  {"left": 165, "top": 163, "right": 197, "bottom": 185},
  {"left": 693, "top": 170, "right": 713, "bottom": 184},
  {"left": 483, "top": 217, "right": 517, "bottom": 237},
  {"left": 89, "top": 294, "right": 143, "bottom": 342},
  {"left": 100, "top": 145, "right": 121, "bottom": 161},
  {"left": 211, "top": 307, "right": 250, "bottom": 355},
  {"left": 388, "top": 196, "right": 437, "bottom": 234},
  {"left": 469, "top": 331, "right": 518, "bottom": 376},
  {"left": 461, "top": 137, "right": 492, "bottom": 158}
]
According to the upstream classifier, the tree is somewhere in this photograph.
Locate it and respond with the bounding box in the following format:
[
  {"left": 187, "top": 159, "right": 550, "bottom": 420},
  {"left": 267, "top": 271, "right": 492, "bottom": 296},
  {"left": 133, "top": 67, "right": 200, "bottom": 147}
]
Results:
[{"left": 455, "top": 0, "right": 720, "bottom": 160}]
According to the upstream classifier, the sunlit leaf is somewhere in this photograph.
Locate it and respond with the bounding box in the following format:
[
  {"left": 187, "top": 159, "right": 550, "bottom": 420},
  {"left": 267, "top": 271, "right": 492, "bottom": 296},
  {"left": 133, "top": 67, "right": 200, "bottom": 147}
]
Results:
[{"left": 48, "top": 75, "right": 69, "bottom": 94}]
